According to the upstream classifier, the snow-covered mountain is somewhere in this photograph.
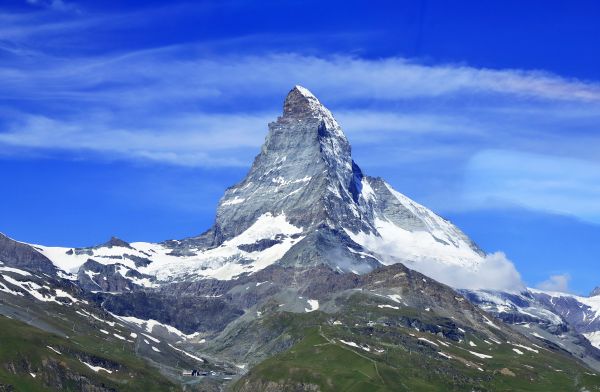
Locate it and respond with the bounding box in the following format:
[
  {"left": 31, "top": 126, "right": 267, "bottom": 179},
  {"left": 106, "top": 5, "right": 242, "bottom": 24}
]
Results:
[
  {"left": 2, "top": 86, "right": 600, "bottom": 389},
  {"left": 14, "top": 86, "right": 483, "bottom": 288}
]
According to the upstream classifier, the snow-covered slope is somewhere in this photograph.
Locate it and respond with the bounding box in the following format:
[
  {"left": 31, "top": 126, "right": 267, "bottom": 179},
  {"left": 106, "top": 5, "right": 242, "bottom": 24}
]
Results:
[
  {"left": 530, "top": 289, "right": 600, "bottom": 334},
  {"left": 463, "top": 287, "right": 600, "bottom": 369},
  {"left": 34, "top": 213, "right": 303, "bottom": 283},
  {"left": 346, "top": 180, "right": 483, "bottom": 270}
]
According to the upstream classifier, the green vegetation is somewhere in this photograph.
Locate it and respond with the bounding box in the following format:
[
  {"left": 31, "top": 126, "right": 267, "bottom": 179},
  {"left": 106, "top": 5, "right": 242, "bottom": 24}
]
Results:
[
  {"left": 0, "top": 315, "right": 178, "bottom": 391},
  {"left": 235, "top": 324, "right": 600, "bottom": 391},
  {"left": 232, "top": 293, "right": 600, "bottom": 392}
]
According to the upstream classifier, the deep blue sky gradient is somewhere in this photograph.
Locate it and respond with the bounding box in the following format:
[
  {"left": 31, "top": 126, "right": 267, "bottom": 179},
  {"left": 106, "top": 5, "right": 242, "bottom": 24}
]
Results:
[{"left": 1, "top": 0, "right": 599, "bottom": 294}]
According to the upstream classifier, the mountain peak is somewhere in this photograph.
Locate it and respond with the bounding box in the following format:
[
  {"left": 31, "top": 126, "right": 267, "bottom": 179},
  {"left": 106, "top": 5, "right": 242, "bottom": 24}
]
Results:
[
  {"left": 590, "top": 287, "right": 600, "bottom": 297},
  {"left": 100, "top": 236, "right": 132, "bottom": 249},
  {"left": 283, "top": 85, "right": 325, "bottom": 118},
  {"left": 292, "top": 85, "right": 315, "bottom": 98}
]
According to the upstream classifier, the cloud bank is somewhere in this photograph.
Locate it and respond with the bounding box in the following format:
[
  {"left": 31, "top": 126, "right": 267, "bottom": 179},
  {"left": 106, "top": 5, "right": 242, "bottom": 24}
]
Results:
[{"left": 407, "top": 252, "right": 525, "bottom": 292}]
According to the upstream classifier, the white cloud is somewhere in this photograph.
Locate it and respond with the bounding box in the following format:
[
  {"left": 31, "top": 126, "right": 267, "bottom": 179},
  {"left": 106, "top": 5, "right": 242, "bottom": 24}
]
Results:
[
  {"left": 410, "top": 252, "right": 525, "bottom": 292},
  {"left": 536, "top": 274, "right": 571, "bottom": 293}
]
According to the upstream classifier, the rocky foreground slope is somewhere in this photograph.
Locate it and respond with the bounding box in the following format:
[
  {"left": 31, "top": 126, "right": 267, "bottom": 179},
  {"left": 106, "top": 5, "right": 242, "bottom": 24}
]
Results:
[{"left": 1, "top": 86, "right": 599, "bottom": 391}]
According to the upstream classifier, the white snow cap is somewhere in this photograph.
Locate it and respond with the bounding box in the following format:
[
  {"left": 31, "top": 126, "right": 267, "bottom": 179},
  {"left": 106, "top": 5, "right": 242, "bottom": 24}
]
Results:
[{"left": 293, "top": 85, "right": 317, "bottom": 99}]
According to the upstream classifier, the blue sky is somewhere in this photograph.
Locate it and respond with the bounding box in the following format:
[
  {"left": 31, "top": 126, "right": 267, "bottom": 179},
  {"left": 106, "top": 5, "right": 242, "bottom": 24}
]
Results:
[{"left": 1, "top": 0, "right": 599, "bottom": 294}]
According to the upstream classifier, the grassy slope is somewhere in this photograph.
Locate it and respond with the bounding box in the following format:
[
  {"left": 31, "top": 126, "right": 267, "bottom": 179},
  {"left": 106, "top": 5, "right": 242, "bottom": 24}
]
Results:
[
  {"left": 0, "top": 315, "right": 178, "bottom": 391},
  {"left": 233, "top": 294, "right": 600, "bottom": 392},
  {"left": 235, "top": 325, "right": 600, "bottom": 391}
]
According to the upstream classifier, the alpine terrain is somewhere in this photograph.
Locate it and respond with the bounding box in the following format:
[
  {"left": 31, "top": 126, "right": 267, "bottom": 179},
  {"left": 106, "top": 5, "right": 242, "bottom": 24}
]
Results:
[{"left": 1, "top": 86, "right": 599, "bottom": 391}]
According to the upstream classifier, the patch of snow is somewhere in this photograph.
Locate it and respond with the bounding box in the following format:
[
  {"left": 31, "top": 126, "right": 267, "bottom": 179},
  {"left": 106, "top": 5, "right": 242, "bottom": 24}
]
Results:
[
  {"left": 378, "top": 304, "right": 399, "bottom": 310},
  {"left": 339, "top": 339, "right": 370, "bottom": 352},
  {"left": 305, "top": 299, "right": 319, "bottom": 312},
  {"left": 360, "top": 178, "right": 376, "bottom": 201},
  {"left": 512, "top": 343, "right": 539, "bottom": 353},
  {"left": 2, "top": 276, "right": 63, "bottom": 304},
  {"left": 113, "top": 314, "right": 198, "bottom": 340},
  {"left": 222, "top": 197, "right": 245, "bottom": 206},
  {"left": 168, "top": 343, "right": 204, "bottom": 363},
  {"left": 54, "top": 289, "right": 79, "bottom": 303},
  {"left": 0, "top": 266, "right": 31, "bottom": 276},
  {"left": 584, "top": 331, "right": 600, "bottom": 350},
  {"left": 47, "top": 346, "right": 61, "bottom": 355},
  {"left": 513, "top": 348, "right": 524, "bottom": 355},
  {"left": 152, "top": 346, "right": 161, "bottom": 352},
  {"left": 418, "top": 338, "right": 439, "bottom": 346},
  {"left": 468, "top": 351, "right": 493, "bottom": 359},
  {"left": 80, "top": 360, "right": 112, "bottom": 374},
  {"left": 0, "top": 281, "right": 24, "bottom": 296},
  {"left": 482, "top": 316, "right": 500, "bottom": 329},
  {"left": 142, "top": 333, "right": 160, "bottom": 343}
]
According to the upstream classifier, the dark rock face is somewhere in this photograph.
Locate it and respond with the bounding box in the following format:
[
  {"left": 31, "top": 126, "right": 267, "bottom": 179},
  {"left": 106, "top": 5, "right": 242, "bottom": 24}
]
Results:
[
  {"left": 0, "top": 233, "right": 57, "bottom": 275},
  {"left": 77, "top": 259, "right": 153, "bottom": 293},
  {"left": 101, "top": 291, "right": 244, "bottom": 334},
  {"left": 237, "top": 238, "right": 282, "bottom": 253},
  {"left": 123, "top": 254, "right": 153, "bottom": 267},
  {"left": 278, "top": 226, "right": 380, "bottom": 273},
  {"left": 99, "top": 236, "right": 132, "bottom": 249},
  {"left": 2, "top": 356, "right": 118, "bottom": 392}
]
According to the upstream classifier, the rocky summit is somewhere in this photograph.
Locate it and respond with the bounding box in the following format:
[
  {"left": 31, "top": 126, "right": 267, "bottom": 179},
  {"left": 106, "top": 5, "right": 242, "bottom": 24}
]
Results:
[{"left": 1, "top": 86, "right": 600, "bottom": 391}]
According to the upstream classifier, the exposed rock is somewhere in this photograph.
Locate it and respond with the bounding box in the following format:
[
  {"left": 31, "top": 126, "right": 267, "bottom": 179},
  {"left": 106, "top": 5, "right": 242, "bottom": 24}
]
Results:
[{"left": 0, "top": 233, "right": 57, "bottom": 275}]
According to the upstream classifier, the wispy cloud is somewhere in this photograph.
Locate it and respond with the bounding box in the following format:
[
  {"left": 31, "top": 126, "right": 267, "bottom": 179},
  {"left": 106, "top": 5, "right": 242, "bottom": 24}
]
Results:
[
  {"left": 462, "top": 150, "right": 600, "bottom": 224},
  {"left": 536, "top": 274, "right": 571, "bottom": 293},
  {"left": 0, "top": 13, "right": 599, "bottom": 222},
  {"left": 0, "top": 112, "right": 273, "bottom": 167},
  {"left": 3, "top": 51, "right": 600, "bottom": 106},
  {"left": 25, "top": 0, "right": 78, "bottom": 12},
  {"left": 1, "top": 50, "right": 599, "bottom": 165}
]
